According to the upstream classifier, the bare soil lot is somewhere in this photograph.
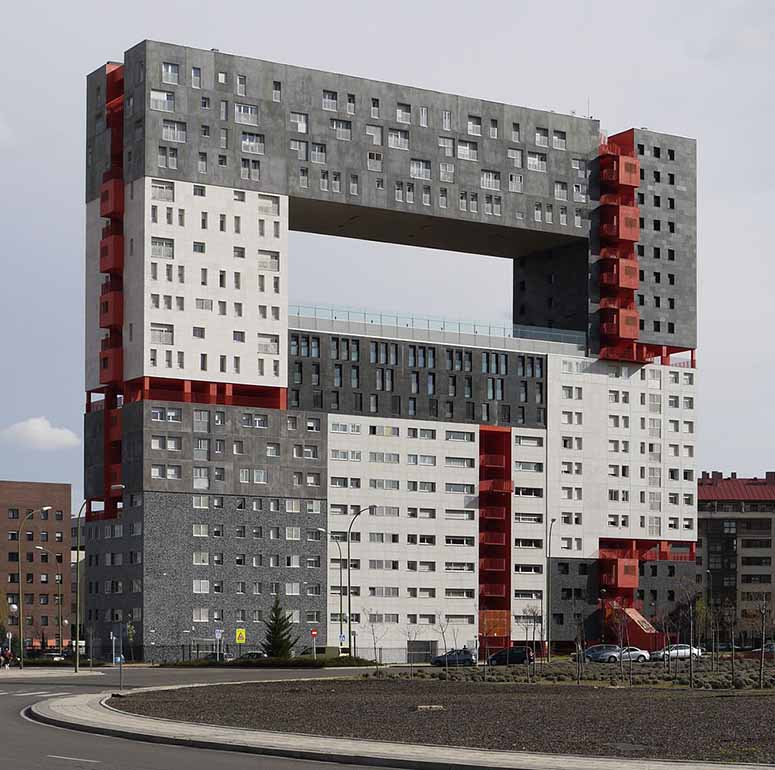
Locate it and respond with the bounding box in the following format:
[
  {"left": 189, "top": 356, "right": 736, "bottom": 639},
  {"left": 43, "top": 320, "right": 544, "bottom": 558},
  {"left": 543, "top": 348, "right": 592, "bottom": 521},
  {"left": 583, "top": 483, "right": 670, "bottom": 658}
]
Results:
[{"left": 110, "top": 678, "right": 775, "bottom": 764}]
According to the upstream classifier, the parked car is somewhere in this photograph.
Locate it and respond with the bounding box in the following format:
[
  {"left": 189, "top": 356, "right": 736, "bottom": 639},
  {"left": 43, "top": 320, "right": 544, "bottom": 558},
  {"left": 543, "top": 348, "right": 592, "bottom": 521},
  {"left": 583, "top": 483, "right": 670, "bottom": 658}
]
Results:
[
  {"left": 488, "top": 646, "right": 534, "bottom": 666},
  {"left": 202, "top": 651, "right": 235, "bottom": 662},
  {"left": 650, "top": 644, "right": 702, "bottom": 661},
  {"left": 42, "top": 652, "right": 65, "bottom": 662},
  {"left": 431, "top": 648, "right": 476, "bottom": 667},
  {"left": 583, "top": 644, "right": 622, "bottom": 663},
  {"left": 237, "top": 651, "right": 269, "bottom": 661},
  {"left": 615, "top": 647, "right": 650, "bottom": 663},
  {"left": 751, "top": 643, "right": 775, "bottom": 654}
]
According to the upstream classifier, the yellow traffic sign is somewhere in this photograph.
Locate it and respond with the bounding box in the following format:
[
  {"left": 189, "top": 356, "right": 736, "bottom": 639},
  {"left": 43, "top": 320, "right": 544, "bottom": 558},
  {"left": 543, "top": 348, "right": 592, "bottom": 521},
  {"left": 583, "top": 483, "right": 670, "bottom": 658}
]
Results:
[{"left": 235, "top": 628, "right": 246, "bottom": 644}]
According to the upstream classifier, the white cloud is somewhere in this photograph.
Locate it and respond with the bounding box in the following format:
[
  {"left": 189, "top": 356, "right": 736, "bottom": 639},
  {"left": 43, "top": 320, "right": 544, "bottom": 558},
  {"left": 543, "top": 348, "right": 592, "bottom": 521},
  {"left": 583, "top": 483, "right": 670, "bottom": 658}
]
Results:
[{"left": 0, "top": 417, "right": 80, "bottom": 451}]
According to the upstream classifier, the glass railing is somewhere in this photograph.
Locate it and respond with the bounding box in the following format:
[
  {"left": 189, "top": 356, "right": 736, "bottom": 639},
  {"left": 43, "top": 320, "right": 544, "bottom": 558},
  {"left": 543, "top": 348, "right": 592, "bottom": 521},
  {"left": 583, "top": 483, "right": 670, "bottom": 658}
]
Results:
[{"left": 288, "top": 304, "right": 586, "bottom": 347}]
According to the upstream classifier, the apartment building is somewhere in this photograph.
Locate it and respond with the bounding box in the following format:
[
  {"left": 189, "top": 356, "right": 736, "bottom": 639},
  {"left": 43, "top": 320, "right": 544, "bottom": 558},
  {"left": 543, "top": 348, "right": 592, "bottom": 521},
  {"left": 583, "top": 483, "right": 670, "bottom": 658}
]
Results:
[
  {"left": 697, "top": 472, "right": 775, "bottom": 643},
  {"left": 83, "top": 41, "right": 697, "bottom": 658},
  {"left": 0, "top": 481, "right": 72, "bottom": 651}
]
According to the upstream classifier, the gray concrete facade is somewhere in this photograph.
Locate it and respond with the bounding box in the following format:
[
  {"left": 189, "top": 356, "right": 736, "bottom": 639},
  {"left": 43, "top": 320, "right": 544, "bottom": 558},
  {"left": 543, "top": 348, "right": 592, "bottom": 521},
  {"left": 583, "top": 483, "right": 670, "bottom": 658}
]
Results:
[{"left": 85, "top": 402, "right": 328, "bottom": 657}]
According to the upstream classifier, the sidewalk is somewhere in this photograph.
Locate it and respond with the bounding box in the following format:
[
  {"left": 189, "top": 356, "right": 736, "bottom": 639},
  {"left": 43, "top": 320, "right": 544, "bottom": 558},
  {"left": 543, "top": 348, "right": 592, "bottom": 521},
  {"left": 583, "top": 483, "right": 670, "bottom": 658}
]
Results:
[
  {"left": 1, "top": 669, "right": 103, "bottom": 679},
  {"left": 30, "top": 690, "right": 772, "bottom": 770}
]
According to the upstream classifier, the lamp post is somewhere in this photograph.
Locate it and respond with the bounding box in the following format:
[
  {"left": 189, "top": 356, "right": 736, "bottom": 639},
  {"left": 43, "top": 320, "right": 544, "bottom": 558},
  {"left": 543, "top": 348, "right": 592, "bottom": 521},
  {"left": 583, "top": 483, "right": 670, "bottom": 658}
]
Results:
[
  {"left": 35, "top": 546, "right": 64, "bottom": 655},
  {"left": 17, "top": 505, "right": 52, "bottom": 669},
  {"left": 72, "top": 497, "right": 89, "bottom": 672},
  {"left": 8, "top": 603, "right": 18, "bottom": 659},
  {"left": 317, "top": 528, "right": 344, "bottom": 649},
  {"left": 545, "top": 517, "right": 557, "bottom": 663},
  {"left": 346, "top": 506, "right": 374, "bottom": 655}
]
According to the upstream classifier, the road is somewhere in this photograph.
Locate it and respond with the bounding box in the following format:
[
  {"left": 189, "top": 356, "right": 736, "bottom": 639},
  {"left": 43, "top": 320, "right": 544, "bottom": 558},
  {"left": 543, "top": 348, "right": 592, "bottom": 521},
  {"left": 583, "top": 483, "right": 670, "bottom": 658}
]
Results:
[{"left": 0, "top": 666, "right": 404, "bottom": 770}]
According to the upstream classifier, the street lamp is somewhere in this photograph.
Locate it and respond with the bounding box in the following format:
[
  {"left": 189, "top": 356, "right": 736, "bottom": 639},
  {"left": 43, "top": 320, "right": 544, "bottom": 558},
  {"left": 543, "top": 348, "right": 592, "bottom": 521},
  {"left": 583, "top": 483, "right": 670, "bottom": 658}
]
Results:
[
  {"left": 17, "top": 505, "right": 52, "bottom": 669},
  {"left": 317, "top": 528, "right": 345, "bottom": 650},
  {"left": 72, "top": 497, "right": 89, "bottom": 673},
  {"left": 7, "top": 603, "right": 18, "bottom": 658},
  {"left": 346, "top": 506, "right": 375, "bottom": 655},
  {"left": 35, "top": 546, "right": 65, "bottom": 655},
  {"left": 545, "top": 517, "right": 557, "bottom": 663}
]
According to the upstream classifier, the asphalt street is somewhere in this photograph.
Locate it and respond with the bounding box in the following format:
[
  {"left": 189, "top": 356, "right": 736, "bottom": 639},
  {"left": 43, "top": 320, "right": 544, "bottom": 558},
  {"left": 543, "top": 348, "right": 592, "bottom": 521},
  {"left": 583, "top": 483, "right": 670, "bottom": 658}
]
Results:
[{"left": 0, "top": 667, "right": 404, "bottom": 770}]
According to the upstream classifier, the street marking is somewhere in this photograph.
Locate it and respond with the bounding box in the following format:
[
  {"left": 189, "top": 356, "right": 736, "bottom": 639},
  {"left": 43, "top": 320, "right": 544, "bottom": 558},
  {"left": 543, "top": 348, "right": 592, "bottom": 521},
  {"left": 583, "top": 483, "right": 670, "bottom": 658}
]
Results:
[
  {"left": 39, "top": 691, "right": 70, "bottom": 697},
  {"left": 12, "top": 691, "right": 52, "bottom": 696},
  {"left": 47, "top": 756, "right": 100, "bottom": 764}
]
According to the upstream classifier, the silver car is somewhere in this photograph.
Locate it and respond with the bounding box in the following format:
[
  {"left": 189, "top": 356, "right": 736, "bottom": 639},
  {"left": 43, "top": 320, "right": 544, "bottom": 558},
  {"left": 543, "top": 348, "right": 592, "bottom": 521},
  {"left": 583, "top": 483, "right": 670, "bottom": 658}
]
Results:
[{"left": 651, "top": 644, "right": 702, "bottom": 661}]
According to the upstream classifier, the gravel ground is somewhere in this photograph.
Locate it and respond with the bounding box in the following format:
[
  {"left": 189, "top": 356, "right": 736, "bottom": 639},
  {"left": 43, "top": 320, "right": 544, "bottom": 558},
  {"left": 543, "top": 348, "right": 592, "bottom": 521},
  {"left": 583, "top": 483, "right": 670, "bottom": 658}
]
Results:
[{"left": 110, "top": 678, "right": 775, "bottom": 763}]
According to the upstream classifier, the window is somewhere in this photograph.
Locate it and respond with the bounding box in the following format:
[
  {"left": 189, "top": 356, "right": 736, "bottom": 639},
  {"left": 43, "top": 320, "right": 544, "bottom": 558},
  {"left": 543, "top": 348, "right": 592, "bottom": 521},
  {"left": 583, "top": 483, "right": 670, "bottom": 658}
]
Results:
[
  {"left": 289, "top": 111, "right": 308, "bottom": 134},
  {"left": 481, "top": 170, "right": 500, "bottom": 190},
  {"left": 396, "top": 103, "right": 411, "bottom": 123},
  {"left": 552, "top": 130, "right": 566, "bottom": 150},
  {"left": 388, "top": 129, "right": 409, "bottom": 150},
  {"left": 535, "top": 127, "right": 549, "bottom": 146},
  {"left": 322, "top": 90, "right": 337, "bottom": 111},
  {"left": 150, "top": 90, "right": 175, "bottom": 112},
  {"left": 458, "top": 140, "right": 478, "bottom": 161},
  {"left": 527, "top": 152, "right": 547, "bottom": 172},
  {"left": 467, "top": 115, "right": 481, "bottom": 135},
  {"left": 234, "top": 103, "right": 258, "bottom": 125},
  {"left": 331, "top": 118, "right": 352, "bottom": 141},
  {"left": 410, "top": 159, "right": 431, "bottom": 180}
]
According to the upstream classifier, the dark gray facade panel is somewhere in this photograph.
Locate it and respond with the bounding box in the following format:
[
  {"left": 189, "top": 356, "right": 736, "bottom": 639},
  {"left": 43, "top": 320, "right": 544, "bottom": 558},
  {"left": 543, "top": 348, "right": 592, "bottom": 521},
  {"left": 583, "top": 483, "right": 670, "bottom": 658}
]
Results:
[
  {"left": 288, "top": 330, "right": 546, "bottom": 428},
  {"left": 548, "top": 557, "right": 695, "bottom": 644}
]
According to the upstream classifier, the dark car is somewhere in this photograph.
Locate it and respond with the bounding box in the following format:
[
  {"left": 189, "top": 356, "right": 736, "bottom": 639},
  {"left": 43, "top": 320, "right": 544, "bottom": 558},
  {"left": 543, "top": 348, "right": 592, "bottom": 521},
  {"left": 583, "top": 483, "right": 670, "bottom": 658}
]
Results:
[
  {"left": 431, "top": 648, "right": 476, "bottom": 667},
  {"left": 488, "top": 646, "right": 534, "bottom": 666}
]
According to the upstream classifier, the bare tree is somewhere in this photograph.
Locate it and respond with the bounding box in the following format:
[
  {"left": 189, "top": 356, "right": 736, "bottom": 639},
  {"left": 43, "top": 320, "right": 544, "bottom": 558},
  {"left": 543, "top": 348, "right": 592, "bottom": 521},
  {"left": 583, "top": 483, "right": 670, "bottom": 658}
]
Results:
[
  {"left": 759, "top": 600, "right": 769, "bottom": 690},
  {"left": 525, "top": 605, "right": 542, "bottom": 680},
  {"left": 362, "top": 608, "right": 388, "bottom": 675},
  {"left": 433, "top": 612, "right": 451, "bottom": 675},
  {"left": 401, "top": 623, "right": 419, "bottom": 678}
]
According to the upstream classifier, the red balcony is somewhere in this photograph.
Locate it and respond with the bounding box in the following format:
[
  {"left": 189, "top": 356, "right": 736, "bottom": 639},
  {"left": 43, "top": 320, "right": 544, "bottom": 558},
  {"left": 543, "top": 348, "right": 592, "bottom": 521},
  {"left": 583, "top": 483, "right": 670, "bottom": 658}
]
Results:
[
  {"left": 479, "top": 479, "right": 514, "bottom": 494},
  {"left": 600, "top": 157, "right": 640, "bottom": 188},
  {"left": 480, "top": 454, "right": 505, "bottom": 468},
  {"left": 601, "top": 309, "right": 639, "bottom": 341},
  {"left": 600, "top": 557, "right": 639, "bottom": 589},
  {"left": 479, "top": 558, "right": 506, "bottom": 572},
  {"left": 100, "top": 177, "right": 124, "bottom": 218},
  {"left": 106, "top": 408, "right": 122, "bottom": 444},
  {"left": 99, "top": 346, "right": 123, "bottom": 385},
  {"left": 99, "top": 290, "right": 123, "bottom": 330},
  {"left": 479, "top": 507, "right": 506, "bottom": 521},
  {"left": 600, "top": 259, "right": 640, "bottom": 291},
  {"left": 99, "top": 235, "right": 124, "bottom": 274},
  {"left": 479, "top": 583, "right": 506, "bottom": 598},
  {"left": 600, "top": 205, "right": 640, "bottom": 243},
  {"left": 479, "top": 532, "right": 506, "bottom": 546}
]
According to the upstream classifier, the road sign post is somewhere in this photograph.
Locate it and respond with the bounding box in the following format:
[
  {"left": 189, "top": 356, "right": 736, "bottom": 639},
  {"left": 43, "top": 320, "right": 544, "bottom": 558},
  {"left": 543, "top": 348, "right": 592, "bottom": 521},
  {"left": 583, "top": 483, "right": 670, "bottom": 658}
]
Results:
[
  {"left": 310, "top": 628, "right": 318, "bottom": 661},
  {"left": 215, "top": 628, "right": 223, "bottom": 662},
  {"left": 235, "top": 627, "right": 246, "bottom": 658}
]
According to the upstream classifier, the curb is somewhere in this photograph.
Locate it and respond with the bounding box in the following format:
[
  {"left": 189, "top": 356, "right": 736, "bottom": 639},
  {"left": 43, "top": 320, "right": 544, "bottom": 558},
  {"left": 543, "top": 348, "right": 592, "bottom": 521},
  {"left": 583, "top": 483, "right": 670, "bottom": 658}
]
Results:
[{"left": 27, "top": 687, "right": 774, "bottom": 770}]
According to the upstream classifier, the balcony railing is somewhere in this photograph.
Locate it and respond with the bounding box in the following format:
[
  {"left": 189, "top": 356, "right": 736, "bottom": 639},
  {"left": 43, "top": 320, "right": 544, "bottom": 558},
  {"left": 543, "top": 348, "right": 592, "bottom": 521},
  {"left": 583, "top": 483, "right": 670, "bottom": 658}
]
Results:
[
  {"left": 479, "top": 507, "right": 506, "bottom": 521},
  {"left": 288, "top": 304, "right": 587, "bottom": 348},
  {"left": 479, "top": 479, "right": 514, "bottom": 494},
  {"left": 479, "top": 558, "right": 506, "bottom": 571},
  {"left": 480, "top": 454, "right": 505, "bottom": 468}
]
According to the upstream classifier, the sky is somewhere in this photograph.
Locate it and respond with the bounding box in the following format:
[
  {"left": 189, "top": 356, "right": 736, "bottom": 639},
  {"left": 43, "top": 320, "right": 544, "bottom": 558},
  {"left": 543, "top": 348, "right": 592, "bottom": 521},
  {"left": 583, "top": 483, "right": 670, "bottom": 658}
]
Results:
[{"left": 1, "top": 0, "right": 774, "bottom": 507}]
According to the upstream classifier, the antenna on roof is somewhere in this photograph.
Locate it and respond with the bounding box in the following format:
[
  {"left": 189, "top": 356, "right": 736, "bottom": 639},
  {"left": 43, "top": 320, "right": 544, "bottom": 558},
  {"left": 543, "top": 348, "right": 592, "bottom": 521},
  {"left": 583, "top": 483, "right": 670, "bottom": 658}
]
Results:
[{"left": 587, "top": 96, "right": 590, "bottom": 119}]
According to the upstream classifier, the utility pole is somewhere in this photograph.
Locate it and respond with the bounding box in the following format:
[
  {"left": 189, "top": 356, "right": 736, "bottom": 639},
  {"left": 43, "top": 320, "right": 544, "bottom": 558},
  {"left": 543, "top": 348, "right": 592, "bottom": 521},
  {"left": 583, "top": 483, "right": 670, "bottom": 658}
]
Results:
[
  {"left": 546, "top": 517, "right": 556, "bottom": 663},
  {"left": 346, "top": 506, "right": 373, "bottom": 655}
]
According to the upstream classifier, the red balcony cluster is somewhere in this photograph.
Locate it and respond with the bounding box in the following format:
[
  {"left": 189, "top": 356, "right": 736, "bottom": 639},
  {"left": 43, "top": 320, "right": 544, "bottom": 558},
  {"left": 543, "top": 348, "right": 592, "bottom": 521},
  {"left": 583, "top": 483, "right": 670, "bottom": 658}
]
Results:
[
  {"left": 99, "top": 288, "right": 123, "bottom": 329},
  {"left": 99, "top": 231, "right": 124, "bottom": 274},
  {"left": 601, "top": 308, "right": 639, "bottom": 340},
  {"left": 99, "top": 345, "right": 123, "bottom": 386},
  {"left": 598, "top": 130, "right": 643, "bottom": 362},
  {"left": 99, "top": 177, "right": 124, "bottom": 218}
]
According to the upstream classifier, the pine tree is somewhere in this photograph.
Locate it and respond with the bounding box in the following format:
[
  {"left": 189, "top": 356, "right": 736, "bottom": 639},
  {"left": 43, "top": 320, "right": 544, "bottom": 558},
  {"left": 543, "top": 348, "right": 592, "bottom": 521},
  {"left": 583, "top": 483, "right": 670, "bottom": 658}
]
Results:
[{"left": 261, "top": 597, "right": 299, "bottom": 658}]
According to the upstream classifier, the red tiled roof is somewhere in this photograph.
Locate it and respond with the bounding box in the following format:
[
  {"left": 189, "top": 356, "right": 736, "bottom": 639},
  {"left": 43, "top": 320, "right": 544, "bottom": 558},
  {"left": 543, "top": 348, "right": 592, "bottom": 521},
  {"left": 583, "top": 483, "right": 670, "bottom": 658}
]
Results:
[{"left": 698, "top": 477, "right": 775, "bottom": 501}]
